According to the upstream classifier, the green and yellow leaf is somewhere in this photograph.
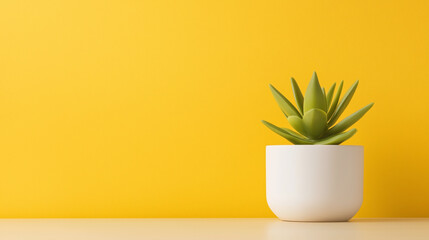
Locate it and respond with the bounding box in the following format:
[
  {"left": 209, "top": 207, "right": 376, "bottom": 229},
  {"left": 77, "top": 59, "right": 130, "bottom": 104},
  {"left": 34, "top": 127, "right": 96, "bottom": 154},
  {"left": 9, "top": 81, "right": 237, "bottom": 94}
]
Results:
[
  {"left": 269, "top": 84, "right": 301, "bottom": 117},
  {"left": 328, "top": 80, "right": 359, "bottom": 127},
  {"left": 290, "top": 77, "right": 304, "bottom": 115},
  {"left": 261, "top": 120, "right": 313, "bottom": 144},
  {"left": 325, "top": 103, "right": 374, "bottom": 136},
  {"left": 304, "top": 72, "right": 327, "bottom": 113},
  {"left": 325, "top": 82, "right": 336, "bottom": 108},
  {"left": 315, "top": 129, "right": 357, "bottom": 145},
  {"left": 327, "top": 80, "right": 343, "bottom": 120},
  {"left": 303, "top": 108, "right": 327, "bottom": 139}
]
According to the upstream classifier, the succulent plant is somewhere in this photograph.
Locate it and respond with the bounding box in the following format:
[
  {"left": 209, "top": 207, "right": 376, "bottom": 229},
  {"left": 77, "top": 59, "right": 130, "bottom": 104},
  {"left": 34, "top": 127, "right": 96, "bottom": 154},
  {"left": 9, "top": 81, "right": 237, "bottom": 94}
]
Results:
[{"left": 262, "top": 72, "right": 373, "bottom": 145}]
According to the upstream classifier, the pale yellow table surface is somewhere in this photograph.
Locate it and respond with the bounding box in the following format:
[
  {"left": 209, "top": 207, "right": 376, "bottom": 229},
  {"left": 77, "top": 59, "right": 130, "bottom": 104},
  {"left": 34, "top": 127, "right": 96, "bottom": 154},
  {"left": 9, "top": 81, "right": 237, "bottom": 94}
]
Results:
[{"left": 0, "top": 218, "right": 428, "bottom": 239}]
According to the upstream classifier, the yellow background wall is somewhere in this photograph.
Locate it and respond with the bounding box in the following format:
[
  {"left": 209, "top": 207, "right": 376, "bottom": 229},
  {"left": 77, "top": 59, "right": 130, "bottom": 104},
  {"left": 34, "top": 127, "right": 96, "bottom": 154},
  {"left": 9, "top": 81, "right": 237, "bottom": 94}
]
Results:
[{"left": 0, "top": 0, "right": 428, "bottom": 218}]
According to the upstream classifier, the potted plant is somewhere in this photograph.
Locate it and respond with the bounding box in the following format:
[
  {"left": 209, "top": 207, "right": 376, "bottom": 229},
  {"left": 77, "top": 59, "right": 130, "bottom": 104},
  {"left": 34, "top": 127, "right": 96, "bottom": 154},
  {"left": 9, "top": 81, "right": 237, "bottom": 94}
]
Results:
[{"left": 262, "top": 72, "right": 373, "bottom": 222}]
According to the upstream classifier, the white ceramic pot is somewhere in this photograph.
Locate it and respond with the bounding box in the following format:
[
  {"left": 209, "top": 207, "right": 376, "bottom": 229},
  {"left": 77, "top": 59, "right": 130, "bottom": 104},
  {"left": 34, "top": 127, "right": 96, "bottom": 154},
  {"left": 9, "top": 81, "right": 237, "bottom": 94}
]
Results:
[{"left": 266, "top": 145, "right": 363, "bottom": 222}]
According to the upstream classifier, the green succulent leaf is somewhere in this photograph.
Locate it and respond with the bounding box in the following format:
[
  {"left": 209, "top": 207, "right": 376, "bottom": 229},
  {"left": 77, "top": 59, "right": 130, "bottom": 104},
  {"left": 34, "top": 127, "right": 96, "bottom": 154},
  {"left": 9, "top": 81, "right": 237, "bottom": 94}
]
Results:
[
  {"left": 325, "top": 82, "right": 336, "bottom": 108},
  {"left": 315, "top": 128, "right": 357, "bottom": 145},
  {"left": 287, "top": 115, "right": 307, "bottom": 136},
  {"left": 263, "top": 72, "right": 373, "bottom": 146},
  {"left": 269, "top": 84, "right": 301, "bottom": 117},
  {"left": 290, "top": 77, "right": 304, "bottom": 115},
  {"left": 261, "top": 120, "right": 313, "bottom": 144},
  {"left": 325, "top": 103, "right": 374, "bottom": 136},
  {"left": 281, "top": 127, "right": 305, "bottom": 138},
  {"left": 304, "top": 72, "right": 327, "bottom": 113},
  {"left": 328, "top": 80, "right": 359, "bottom": 127},
  {"left": 303, "top": 108, "right": 327, "bottom": 139},
  {"left": 327, "top": 80, "right": 343, "bottom": 120}
]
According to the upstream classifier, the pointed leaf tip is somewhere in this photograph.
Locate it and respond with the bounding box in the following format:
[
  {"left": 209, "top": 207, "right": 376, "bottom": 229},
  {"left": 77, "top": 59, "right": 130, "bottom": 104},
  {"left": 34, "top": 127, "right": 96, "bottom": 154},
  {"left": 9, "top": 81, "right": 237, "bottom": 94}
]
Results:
[
  {"left": 290, "top": 77, "right": 304, "bottom": 115},
  {"left": 325, "top": 102, "right": 374, "bottom": 136},
  {"left": 304, "top": 72, "right": 327, "bottom": 113},
  {"left": 269, "top": 84, "right": 301, "bottom": 117},
  {"left": 326, "top": 82, "right": 336, "bottom": 108},
  {"left": 312, "top": 71, "right": 317, "bottom": 78},
  {"left": 328, "top": 80, "right": 359, "bottom": 127},
  {"left": 327, "top": 80, "right": 344, "bottom": 120}
]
